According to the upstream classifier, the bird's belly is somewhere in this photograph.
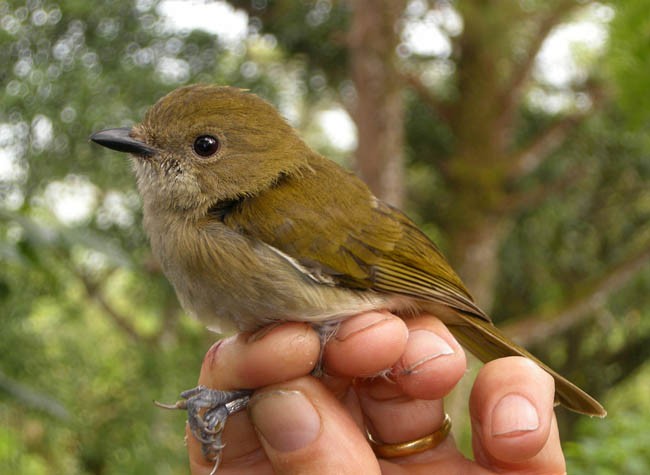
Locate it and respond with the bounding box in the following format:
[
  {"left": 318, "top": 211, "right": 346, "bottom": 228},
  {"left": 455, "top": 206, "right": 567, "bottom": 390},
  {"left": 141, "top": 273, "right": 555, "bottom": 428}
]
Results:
[{"left": 149, "top": 221, "right": 388, "bottom": 334}]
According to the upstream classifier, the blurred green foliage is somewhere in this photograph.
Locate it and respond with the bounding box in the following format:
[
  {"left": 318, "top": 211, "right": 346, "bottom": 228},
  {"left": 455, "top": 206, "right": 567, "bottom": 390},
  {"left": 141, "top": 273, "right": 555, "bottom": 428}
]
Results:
[
  {"left": 1, "top": 0, "right": 649, "bottom": 473},
  {"left": 606, "top": 0, "right": 650, "bottom": 129},
  {"left": 566, "top": 364, "right": 650, "bottom": 474}
]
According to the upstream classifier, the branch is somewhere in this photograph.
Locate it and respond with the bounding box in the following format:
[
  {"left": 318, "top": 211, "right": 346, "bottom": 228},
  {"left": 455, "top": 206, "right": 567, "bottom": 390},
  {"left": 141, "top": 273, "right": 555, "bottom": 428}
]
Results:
[
  {"left": 75, "top": 269, "right": 152, "bottom": 345},
  {"left": 506, "top": 112, "right": 584, "bottom": 180},
  {"left": 504, "top": 80, "right": 606, "bottom": 181},
  {"left": 0, "top": 370, "right": 69, "bottom": 420},
  {"left": 503, "top": 246, "right": 650, "bottom": 346},
  {"left": 497, "top": 0, "right": 578, "bottom": 127},
  {"left": 401, "top": 71, "right": 452, "bottom": 122},
  {"left": 499, "top": 164, "right": 584, "bottom": 213}
]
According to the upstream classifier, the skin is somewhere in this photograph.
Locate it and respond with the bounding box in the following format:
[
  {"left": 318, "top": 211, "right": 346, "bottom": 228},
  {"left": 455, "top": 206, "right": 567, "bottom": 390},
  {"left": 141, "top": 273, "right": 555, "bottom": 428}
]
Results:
[{"left": 186, "top": 312, "right": 566, "bottom": 475}]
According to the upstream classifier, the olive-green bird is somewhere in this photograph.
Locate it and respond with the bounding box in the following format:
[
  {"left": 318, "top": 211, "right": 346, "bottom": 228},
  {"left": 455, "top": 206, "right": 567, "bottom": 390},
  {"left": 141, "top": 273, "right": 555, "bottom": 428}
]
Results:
[{"left": 91, "top": 84, "right": 605, "bottom": 464}]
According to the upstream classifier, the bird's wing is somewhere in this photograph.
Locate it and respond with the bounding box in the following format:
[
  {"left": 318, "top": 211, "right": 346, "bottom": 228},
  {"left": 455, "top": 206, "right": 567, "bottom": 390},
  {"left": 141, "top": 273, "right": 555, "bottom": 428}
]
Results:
[
  {"left": 219, "top": 158, "right": 607, "bottom": 417},
  {"left": 221, "top": 156, "right": 490, "bottom": 323}
]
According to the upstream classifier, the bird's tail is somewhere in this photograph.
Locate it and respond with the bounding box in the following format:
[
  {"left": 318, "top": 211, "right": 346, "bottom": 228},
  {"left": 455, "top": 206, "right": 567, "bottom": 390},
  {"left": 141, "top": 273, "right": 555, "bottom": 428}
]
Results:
[{"left": 449, "top": 312, "right": 606, "bottom": 417}]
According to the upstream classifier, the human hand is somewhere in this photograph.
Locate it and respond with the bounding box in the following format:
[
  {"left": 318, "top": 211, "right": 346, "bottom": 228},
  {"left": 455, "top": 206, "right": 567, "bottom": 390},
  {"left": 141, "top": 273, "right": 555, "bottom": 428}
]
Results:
[{"left": 187, "top": 312, "right": 566, "bottom": 474}]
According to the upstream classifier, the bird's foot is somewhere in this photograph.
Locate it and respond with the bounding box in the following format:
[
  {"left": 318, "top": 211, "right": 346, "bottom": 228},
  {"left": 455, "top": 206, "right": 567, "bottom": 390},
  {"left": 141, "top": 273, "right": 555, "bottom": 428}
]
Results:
[{"left": 156, "top": 386, "right": 252, "bottom": 472}]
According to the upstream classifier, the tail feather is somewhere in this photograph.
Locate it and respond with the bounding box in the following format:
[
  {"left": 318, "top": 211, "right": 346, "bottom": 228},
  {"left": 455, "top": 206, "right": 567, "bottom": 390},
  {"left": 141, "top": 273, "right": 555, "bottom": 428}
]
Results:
[{"left": 449, "top": 312, "right": 606, "bottom": 418}]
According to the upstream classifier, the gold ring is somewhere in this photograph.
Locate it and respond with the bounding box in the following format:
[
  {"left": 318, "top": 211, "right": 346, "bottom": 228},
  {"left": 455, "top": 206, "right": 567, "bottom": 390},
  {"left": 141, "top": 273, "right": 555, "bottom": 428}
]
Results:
[{"left": 367, "top": 414, "right": 452, "bottom": 458}]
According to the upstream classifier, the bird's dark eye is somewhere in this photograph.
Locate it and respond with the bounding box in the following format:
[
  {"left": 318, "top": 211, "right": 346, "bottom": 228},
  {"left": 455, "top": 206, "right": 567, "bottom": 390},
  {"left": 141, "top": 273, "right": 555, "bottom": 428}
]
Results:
[{"left": 193, "top": 135, "right": 220, "bottom": 157}]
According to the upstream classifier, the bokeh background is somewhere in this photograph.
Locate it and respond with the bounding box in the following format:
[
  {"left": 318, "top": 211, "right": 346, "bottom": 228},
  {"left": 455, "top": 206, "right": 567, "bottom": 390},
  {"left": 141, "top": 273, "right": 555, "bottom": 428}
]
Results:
[{"left": 1, "top": 0, "right": 649, "bottom": 473}]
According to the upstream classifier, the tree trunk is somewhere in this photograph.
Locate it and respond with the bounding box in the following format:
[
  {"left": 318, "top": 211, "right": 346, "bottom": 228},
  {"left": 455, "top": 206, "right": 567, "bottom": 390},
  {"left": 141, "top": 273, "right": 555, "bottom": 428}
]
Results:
[
  {"left": 449, "top": 217, "right": 511, "bottom": 311},
  {"left": 348, "top": 0, "right": 406, "bottom": 207},
  {"left": 440, "top": 2, "right": 513, "bottom": 311}
]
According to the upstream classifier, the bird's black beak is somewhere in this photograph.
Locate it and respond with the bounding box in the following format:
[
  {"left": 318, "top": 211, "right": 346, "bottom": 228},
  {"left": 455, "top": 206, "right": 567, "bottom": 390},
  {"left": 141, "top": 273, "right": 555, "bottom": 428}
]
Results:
[{"left": 90, "top": 127, "right": 156, "bottom": 156}]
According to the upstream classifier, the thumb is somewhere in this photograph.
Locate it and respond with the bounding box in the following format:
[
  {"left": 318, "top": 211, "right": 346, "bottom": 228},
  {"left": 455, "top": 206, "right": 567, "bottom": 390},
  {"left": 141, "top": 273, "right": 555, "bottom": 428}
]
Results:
[
  {"left": 470, "top": 357, "right": 566, "bottom": 473},
  {"left": 249, "top": 376, "right": 380, "bottom": 475}
]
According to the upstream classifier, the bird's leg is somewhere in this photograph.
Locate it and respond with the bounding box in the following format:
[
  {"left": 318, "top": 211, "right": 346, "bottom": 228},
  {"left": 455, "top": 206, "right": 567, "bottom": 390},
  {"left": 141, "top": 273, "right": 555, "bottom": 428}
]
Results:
[
  {"left": 311, "top": 320, "right": 395, "bottom": 382},
  {"left": 311, "top": 322, "right": 341, "bottom": 377},
  {"left": 156, "top": 386, "right": 252, "bottom": 470}
]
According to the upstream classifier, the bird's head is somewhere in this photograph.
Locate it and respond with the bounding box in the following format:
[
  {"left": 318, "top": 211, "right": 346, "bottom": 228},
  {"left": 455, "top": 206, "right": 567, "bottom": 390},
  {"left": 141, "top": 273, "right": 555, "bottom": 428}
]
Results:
[{"left": 91, "top": 85, "right": 311, "bottom": 217}]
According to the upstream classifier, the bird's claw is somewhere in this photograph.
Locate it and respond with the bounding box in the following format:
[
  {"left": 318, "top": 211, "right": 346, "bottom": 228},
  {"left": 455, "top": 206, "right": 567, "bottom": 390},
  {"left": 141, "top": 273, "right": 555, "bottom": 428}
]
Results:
[{"left": 156, "top": 385, "right": 252, "bottom": 472}]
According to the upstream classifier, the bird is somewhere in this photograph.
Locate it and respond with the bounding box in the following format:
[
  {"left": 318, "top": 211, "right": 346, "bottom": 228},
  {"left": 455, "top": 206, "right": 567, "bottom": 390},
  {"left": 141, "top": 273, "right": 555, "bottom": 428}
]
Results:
[{"left": 90, "top": 83, "right": 605, "bottom": 467}]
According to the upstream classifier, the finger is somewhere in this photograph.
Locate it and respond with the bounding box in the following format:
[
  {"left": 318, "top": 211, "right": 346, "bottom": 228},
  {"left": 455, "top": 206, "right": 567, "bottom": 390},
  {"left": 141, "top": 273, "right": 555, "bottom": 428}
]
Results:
[
  {"left": 188, "top": 411, "right": 270, "bottom": 475},
  {"left": 323, "top": 311, "right": 409, "bottom": 378},
  {"left": 393, "top": 315, "right": 466, "bottom": 400},
  {"left": 188, "top": 323, "right": 321, "bottom": 472},
  {"left": 249, "top": 376, "right": 381, "bottom": 475},
  {"left": 357, "top": 315, "right": 465, "bottom": 447},
  {"left": 188, "top": 423, "right": 213, "bottom": 475},
  {"left": 199, "top": 322, "right": 320, "bottom": 390},
  {"left": 469, "top": 356, "right": 566, "bottom": 473}
]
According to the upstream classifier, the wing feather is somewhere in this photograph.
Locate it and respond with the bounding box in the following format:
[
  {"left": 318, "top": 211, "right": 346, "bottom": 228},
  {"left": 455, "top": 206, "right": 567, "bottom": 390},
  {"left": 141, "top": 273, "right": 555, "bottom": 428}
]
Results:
[
  {"left": 218, "top": 155, "right": 606, "bottom": 417},
  {"left": 222, "top": 154, "right": 488, "bottom": 320}
]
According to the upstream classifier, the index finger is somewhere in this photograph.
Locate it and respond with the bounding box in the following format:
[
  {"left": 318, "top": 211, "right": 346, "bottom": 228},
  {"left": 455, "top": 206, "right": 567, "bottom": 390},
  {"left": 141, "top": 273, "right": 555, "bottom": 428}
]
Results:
[
  {"left": 470, "top": 357, "right": 565, "bottom": 473},
  {"left": 199, "top": 322, "right": 320, "bottom": 390},
  {"left": 188, "top": 323, "right": 321, "bottom": 472}
]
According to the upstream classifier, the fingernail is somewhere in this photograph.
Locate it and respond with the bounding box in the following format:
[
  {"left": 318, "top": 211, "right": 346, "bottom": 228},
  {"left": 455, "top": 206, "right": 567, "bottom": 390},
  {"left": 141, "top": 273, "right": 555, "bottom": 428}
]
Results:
[
  {"left": 401, "top": 330, "right": 454, "bottom": 374},
  {"left": 336, "top": 312, "right": 391, "bottom": 341},
  {"left": 249, "top": 390, "right": 321, "bottom": 452},
  {"left": 491, "top": 393, "right": 539, "bottom": 437}
]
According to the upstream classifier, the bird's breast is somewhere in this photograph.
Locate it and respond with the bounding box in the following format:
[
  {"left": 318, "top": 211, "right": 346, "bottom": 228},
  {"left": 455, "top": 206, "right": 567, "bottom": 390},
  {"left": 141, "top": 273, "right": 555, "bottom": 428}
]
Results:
[{"left": 144, "top": 215, "right": 388, "bottom": 334}]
